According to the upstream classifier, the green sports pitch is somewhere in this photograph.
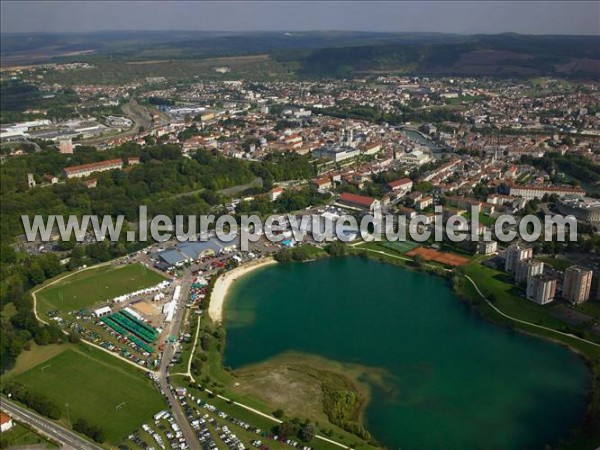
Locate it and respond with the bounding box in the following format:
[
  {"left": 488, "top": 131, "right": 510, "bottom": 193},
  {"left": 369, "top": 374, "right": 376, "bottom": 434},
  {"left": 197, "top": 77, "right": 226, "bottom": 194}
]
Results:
[
  {"left": 381, "top": 241, "right": 420, "bottom": 254},
  {"left": 36, "top": 263, "right": 166, "bottom": 314},
  {"left": 9, "top": 345, "right": 166, "bottom": 443}
]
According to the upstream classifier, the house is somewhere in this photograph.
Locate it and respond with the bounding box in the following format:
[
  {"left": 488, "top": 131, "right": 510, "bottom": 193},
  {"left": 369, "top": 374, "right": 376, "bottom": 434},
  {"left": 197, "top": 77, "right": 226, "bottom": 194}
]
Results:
[
  {"left": 269, "top": 187, "right": 284, "bottom": 201},
  {"left": 504, "top": 165, "right": 518, "bottom": 179},
  {"left": 387, "top": 178, "right": 413, "bottom": 195},
  {"left": 397, "top": 206, "right": 417, "bottom": 219},
  {"left": 337, "top": 192, "right": 380, "bottom": 213},
  {"left": 83, "top": 179, "right": 98, "bottom": 188},
  {"left": 43, "top": 174, "right": 58, "bottom": 184},
  {"left": 312, "top": 177, "right": 332, "bottom": 193},
  {"left": 415, "top": 196, "right": 433, "bottom": 210},
  {"left": 0, "top": 413, "right": 13, "bottom": 433}
]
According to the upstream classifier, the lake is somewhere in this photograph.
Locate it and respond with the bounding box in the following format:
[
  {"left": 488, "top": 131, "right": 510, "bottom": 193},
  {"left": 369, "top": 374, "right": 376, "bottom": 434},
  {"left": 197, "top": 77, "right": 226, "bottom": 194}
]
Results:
[{"left": 223, "top": 257, "right": 590, "bottom": 449}]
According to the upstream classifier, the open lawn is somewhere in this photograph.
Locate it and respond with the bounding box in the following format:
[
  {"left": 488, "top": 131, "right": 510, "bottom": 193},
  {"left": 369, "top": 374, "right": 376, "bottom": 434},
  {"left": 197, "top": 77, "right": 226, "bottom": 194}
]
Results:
[
  {"left": 6, "top": 344, "right": 166, "bottom": 444},
  {"left": 537, "top": 256, "right": 573, "bottom": 271},
  {"left": 0, "top": 421, "right": 57, "bottom": 448},
  {"left": 36, "top": 263, "right": 166, "bottom": 314},
  {"left": 458, "top": 261, "right": 600, "bottom": 352}
]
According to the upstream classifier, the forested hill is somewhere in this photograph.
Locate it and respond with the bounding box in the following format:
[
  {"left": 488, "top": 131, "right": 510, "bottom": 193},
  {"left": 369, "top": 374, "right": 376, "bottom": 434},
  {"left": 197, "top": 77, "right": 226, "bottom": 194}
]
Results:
[
  {"left": 2, "top": 31, "right": 598, "bottom": 79},
  {"left": 273, "top": 34, "right": 600, "bottom": 79}
]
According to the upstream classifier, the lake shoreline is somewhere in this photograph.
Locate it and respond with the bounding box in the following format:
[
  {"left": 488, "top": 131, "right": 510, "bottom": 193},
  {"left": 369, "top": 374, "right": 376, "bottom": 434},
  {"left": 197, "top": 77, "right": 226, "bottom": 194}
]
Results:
[
  {"left": 218, "top": 252, "right": 597, "bottom": 448},
  {"left": 208, "top": 257, "right": 277, "bottom": 324}
]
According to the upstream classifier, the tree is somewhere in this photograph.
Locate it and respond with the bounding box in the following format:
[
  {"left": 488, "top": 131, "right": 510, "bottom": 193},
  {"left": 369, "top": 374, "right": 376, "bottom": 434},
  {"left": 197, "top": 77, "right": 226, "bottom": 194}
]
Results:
[
  {"left": 273, "top": 409, "right": 285, "bottom": 419},
  {"left": 277, "top": 421, "right": 299, "bottom": 437},
  {"left": 299, "top": 422, "right": 317, "bottom": 442},
  {"left": 413, "top": 255, "right": 425, "bottom": 268},
  {"left": 326, "top": 241, "right": 347, "bottom": 257}
]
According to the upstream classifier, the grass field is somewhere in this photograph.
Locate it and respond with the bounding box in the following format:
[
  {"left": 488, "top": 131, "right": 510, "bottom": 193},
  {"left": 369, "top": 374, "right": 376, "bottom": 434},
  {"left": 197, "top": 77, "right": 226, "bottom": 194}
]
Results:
[
  {"left": 41, "top": 55, "right": 288, "bottom": 85},
  {"left": 7, "top": 344, "right": 166, "bottom": 444},
  {"left": 0, "top": 421, "right": 57, "bottom": 448},
  {"left": 381, "top": 240, "right": 420, "bottom": 254},
  {"left": 537, "top": 256, "right": 573, "bottom": 271},
  {"left": 36, "top": 263, "right": 166, "bottom": 314}
]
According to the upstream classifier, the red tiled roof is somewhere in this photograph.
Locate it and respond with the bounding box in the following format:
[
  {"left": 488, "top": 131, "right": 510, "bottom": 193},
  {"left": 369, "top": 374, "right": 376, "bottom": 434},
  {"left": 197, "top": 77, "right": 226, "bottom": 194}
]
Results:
[
  {"left": 0, "top": 413, "right": 11, "bottom": 425},
  {"left": 338, "top": 192, "right": 376, "bottom": 208},
  {"left": 63, "top": 158, "right": 123, "bottom": 174},
  {"left": 387, "top": 178, "right": 412, "bottom": 189}
]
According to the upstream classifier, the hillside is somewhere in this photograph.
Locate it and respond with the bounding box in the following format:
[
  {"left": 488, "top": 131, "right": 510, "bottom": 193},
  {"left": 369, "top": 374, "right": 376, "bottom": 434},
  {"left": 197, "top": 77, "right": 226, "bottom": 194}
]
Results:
[{"left": 1, "top": 31, "right": 598, "bottom": 79}]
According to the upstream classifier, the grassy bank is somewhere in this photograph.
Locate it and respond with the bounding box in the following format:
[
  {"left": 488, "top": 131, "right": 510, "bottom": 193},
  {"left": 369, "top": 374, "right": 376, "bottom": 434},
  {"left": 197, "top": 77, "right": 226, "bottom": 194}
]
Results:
[
  {"left": 452, "top": 261, "right": 600, "bottom": 449},
  {"left": 350, "top": 243, "right": 600, "bottom": 449},
  {"left": 182, "top": 313, "right": 379, "bottom": 449},
  {"left": 3, "top": 343, "right": 166, "bottom": 445}
]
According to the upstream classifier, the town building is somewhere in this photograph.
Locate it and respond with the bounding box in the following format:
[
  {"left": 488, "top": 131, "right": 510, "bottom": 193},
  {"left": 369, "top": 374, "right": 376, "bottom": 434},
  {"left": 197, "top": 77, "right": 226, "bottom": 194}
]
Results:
[
  {"left": 505, "top": 244, "right": 533, "bottom": 273},
  {"left": 59, "top": 137, "right": 73, "bottom": 154},
  {"left": 63, "top": 159, "right": 124, "bottom": 179},
  {"left": 415, "top": 196, "right": 433, "bottom": 211},
  {"left": 27, "top": 173, "right": 36, "bottom": 188},
  {"left": 557, "top": 197, "right": 600, "bottom": 224},
  {"left": 526, "top": 275, "right": 557, "bottom": 305},
  {"left": 395, "top": 149, "right": 431, "bottom": 166},
  {"left": 313, "top": 144, "right": 360, "bottom": 162},
  {"left": 516, "top": 260, "right": 544, "bottom": 284},
  {"left": 0, "top": 413, "right": 13, "bottom": 433},
  {"left": 509, "top": 185, "right": 586, "bottom": 200},
  {"left": 562, "top": 266, "right": 593, "bottom": 304},
  {"left": 312, "top": 177, "right": 332, "bottom": 193},
  {"left": 387, "top": 178, "right": 413, "bottom": 195},
  {"left": 478, "top": 241, "right": 498, "bottom": 255},
  {"left": 43, "top": 174, "right": 59, "bottom": 184},
  {"left": 337, "top": 192, "right": 380, "bottom": 213},
  {"left": 269, "top": 187, "right": 284, "bottom": 201}
]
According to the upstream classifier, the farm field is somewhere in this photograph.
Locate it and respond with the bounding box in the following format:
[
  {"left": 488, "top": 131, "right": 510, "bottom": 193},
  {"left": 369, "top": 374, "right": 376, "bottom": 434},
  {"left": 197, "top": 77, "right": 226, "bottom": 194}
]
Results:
[
  {"left": 6, "top": 344, "right": 166, "bottom": 444},
  {"left": 36, "top": 263, "right": 166, "bottom": 314}
]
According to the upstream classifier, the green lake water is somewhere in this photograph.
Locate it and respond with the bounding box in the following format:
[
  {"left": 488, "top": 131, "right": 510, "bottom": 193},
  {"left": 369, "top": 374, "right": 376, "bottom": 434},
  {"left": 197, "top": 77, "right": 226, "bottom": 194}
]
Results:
[{"left": 223, "top": 257, "right": 591, "bottom": 449}]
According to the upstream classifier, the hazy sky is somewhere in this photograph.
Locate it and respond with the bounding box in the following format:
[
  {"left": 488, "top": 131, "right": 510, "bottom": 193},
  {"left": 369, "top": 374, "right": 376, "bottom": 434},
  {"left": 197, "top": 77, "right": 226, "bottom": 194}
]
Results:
[{"left": 1, "top": 1, "right": 599, "bottom": 35}]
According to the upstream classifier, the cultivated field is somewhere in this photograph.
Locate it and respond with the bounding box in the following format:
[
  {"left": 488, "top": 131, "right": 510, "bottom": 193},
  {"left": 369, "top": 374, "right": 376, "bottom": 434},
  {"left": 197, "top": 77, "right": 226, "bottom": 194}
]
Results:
[
  {"left": 36, "top": 263, "right": 166, "bottom": 314},
  {"left": 40, "top": 55, "right": 288, "bottom": 85},
  {"left": 7, "top": 344, "right": 166, "bottom": 444}
]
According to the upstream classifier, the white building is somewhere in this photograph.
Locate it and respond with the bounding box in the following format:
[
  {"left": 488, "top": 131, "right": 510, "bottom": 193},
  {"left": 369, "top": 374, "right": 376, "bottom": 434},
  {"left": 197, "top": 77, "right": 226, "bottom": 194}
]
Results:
[
  {"left": 0, "top": 413, "right": 13, "bottom": 433},
  {"left": 395, "top": 149, "right": 431, "bottom": 166},
  {"left": 92, "top": 306, "right": 112, "bottom": 317}
]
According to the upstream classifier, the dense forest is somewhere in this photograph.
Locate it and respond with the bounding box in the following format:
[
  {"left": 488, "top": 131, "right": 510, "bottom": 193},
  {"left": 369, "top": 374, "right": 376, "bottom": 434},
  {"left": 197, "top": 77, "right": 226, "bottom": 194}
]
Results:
[{"left": 0, "top": 79, "right": 80, "bottom": 124}]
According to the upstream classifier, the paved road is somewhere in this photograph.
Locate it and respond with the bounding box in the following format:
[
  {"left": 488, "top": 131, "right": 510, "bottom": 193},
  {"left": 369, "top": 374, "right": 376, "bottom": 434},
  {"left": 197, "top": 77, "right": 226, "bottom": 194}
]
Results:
[
  {"left": 1, "top": 398, "right": 101, "bottom": 450},
  {"left": 157, "top": 279, "right": 200, "bottom": 450}
]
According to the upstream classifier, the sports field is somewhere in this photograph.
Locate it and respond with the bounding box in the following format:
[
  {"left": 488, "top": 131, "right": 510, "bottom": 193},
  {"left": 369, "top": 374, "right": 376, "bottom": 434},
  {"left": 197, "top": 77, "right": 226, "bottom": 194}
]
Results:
[
  {"left": 8, "top": 345, "right": 166, "bottom": 443},
  {"left": 406, "top": 246, "right": 470, "bottom": 266},
  {"left": 36, "top": 263, "right": 166, "bottom": 314},
  {"left": 381, "top": 241, "right": 420, "bottom": 254}
]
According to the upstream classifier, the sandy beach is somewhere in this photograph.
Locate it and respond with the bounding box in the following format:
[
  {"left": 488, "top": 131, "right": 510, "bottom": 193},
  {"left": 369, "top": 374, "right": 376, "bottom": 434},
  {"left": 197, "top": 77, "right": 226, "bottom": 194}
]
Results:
[{"left": 208, "top": 257, "right": 277, "bottom": 323}]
